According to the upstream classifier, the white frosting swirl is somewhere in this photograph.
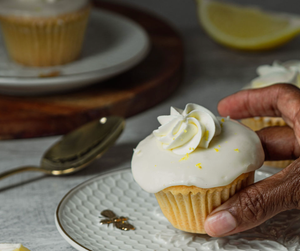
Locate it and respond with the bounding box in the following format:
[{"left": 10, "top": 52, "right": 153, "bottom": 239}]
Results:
[
  {"left": 0, "top": 0, "right": 89, "bottom": 18},
  {"left": 251, "top": 60, "right": 300, "bottom": 88},
  {"left": 153, "top": 104, "right": 221, "bottom": 155}
]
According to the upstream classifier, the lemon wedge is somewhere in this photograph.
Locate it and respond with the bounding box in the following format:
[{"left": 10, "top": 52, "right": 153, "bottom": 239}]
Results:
[
  {"left": 196, "top": 0, "right": 300, "bottom": 50},
  {"left": 0, "top": 244, "right": 30, "bottom": 251}
]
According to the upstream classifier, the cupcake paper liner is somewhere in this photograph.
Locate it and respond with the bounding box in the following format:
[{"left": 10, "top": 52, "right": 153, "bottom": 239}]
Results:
[
  {"left": 0, "top": 5, "right": 90, "bottom": 67},
  {"left": 155, "top": 171, "right": 254, "bottom": 234},
  {"left": 241, "top": 117, "right": 286, "bottom": 131},
  {"left": 263, "top": 160, "right": 293, "bottom": 168},
  {"left": 241, "top": 117, "right": 293, "bottom": 168}
]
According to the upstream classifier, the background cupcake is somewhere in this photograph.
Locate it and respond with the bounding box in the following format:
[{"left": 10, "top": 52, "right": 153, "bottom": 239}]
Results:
[
  {"left": 0, "top": 0, "right": 91, "bottom": 67},
  {"left": 241, "top": 60, "right": 300, "bottom": 167},
  {"left": 132, "top": 104, "right": 264, "bottom": 233}
]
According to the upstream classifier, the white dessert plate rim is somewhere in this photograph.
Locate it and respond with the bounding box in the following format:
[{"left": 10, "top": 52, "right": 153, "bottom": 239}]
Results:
[{"left": 0, "top": 9, "right": 150, "bottom": 95}]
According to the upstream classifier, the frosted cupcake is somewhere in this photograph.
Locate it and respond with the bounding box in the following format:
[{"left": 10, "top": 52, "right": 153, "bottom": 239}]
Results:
[
  {"left": 132, "top": 104, "right": 264, "bottom": 234},
  {"left": 0, "top": 0, "right": 91, "bottom": 67},
  {"left": 241, "top": 60, "right": 300, "bottom": 167}
]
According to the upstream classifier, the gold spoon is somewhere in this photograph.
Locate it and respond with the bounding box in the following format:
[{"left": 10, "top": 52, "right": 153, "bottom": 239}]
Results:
[{"left": 0, "top": 116, "right": 125, "bottom": 180}]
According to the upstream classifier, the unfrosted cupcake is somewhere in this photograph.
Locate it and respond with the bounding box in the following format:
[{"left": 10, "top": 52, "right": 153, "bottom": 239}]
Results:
[
  {"left": 131, "top": 104, "right": 264, "bottom": 234},
  {"left": 241, "top": 60, "right": 300, "bottom": 167},
  {"left": 0, "top": 0, "right": 91, "bottom": 67}
]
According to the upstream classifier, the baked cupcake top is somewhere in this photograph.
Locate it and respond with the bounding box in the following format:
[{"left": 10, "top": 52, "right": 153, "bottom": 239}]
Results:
[
  {"left": 131, "top": 104, "right": 264, "bottom": 193},
  {"left": 0, "top": 0, "right": 89, "bottom": 18},
  {"left": 251, "top": 60, "right": 300, "bottom": 88}
]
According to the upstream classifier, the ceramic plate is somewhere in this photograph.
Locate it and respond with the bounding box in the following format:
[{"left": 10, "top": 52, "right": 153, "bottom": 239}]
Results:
[
  {"left": 0, "top": 9, "right": 150, "bottom": 95},
  {"left": 55, "top": 167, "right": 300, "bottom": 251}
]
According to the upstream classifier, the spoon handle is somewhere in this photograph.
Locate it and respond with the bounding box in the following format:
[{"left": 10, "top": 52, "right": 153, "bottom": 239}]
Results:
[{"left": 0, "top": 166, "right": 52, "bottom": 180}]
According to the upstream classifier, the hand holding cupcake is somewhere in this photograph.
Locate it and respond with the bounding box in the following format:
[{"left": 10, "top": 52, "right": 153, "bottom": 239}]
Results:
[{"left": 205, "top": 83, "right": 300, "bottom": 237}]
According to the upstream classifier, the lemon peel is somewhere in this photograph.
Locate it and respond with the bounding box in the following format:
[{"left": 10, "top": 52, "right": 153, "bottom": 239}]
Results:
[
  {"left": 196, "top": 0, "right": 300, "bottom": 50},
  {"left": 0, "top": 244, "right": 30, "bottom": 251}
]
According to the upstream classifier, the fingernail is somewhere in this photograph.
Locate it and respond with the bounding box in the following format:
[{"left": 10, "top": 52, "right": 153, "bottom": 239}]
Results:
[{"left": 205, "top": 210, "right": 237, "bottom": 236}]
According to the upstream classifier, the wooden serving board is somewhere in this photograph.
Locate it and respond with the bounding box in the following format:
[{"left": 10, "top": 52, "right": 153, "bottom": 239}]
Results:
[{"left": 0, "top": 1, "right": 184, "bottom": 140}]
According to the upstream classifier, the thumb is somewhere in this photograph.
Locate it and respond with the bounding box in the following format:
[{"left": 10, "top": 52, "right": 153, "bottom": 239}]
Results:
[{"left": 204, "top": 159, "right": 300, "bottom": 237}]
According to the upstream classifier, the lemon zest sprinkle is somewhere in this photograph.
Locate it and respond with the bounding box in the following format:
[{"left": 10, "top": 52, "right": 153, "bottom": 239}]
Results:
[
  {"left": 214, "top": 148, "right": 219, "bottom": 152},
  {"left": 196, "top": 163, "right": 202, "bottom": 169},
  {"left": 179, "top": 153, "right": 190, "bottom": 161},
  {"left": 234, "top": 149, "right": 240, "bottom": 152}
]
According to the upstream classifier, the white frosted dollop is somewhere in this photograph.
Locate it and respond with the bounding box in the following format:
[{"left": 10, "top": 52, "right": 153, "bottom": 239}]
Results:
[
  {"left": 153, "top": 104, "right": 221, "bottom": 155},
  {"left": 251, "top": 60, "right": 300, "bottom": 88}
]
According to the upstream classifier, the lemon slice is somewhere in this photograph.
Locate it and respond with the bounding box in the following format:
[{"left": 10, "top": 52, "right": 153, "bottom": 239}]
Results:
[
  {"left": 0, "top": 244, "right": 30, "bottom": 251},
  {"left": 196, "top": 0, "right": 300, "bottom": 50}
]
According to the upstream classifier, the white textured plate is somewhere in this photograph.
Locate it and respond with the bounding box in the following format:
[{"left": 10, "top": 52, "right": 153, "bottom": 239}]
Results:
[
  {"left": 55, "top": 167, "right": 300, "bottom": 251},
  {"left": 0, "top": 9, "right": 150, "bottom": 95}
]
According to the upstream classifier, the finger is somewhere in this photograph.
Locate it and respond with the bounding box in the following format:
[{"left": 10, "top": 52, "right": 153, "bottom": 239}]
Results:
[
  {"left": 256, "top": 126, "right": 300, "bottom": 160},
  {"left": 204, "top": 159, "right": 300, "bottom": 237},
  {"left": 218, "top": 84, "right": 300, "bottom": 129}
]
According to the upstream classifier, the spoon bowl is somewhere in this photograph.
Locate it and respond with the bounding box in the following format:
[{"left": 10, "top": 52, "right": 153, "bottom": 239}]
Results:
[{"left": 0, "top": 116, "right": 125, "bottom": 180}]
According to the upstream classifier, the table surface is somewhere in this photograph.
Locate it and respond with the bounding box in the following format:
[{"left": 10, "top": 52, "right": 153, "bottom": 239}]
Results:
[{"left": 1, "top": 0, "right": 300, "bottom": 250}]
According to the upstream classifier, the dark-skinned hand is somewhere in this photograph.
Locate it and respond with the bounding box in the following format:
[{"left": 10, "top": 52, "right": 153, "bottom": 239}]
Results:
[{"left": 204, "top": 83, "right": 300, "bottom": 237}]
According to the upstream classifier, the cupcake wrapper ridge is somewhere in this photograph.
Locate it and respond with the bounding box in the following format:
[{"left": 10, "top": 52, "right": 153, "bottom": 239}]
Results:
[
  {"left": 0, "top": 5, "right": 90, "bottom": 67},
  {"left": 155, "top": 171, "right": 254, "bottom": 234}
]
